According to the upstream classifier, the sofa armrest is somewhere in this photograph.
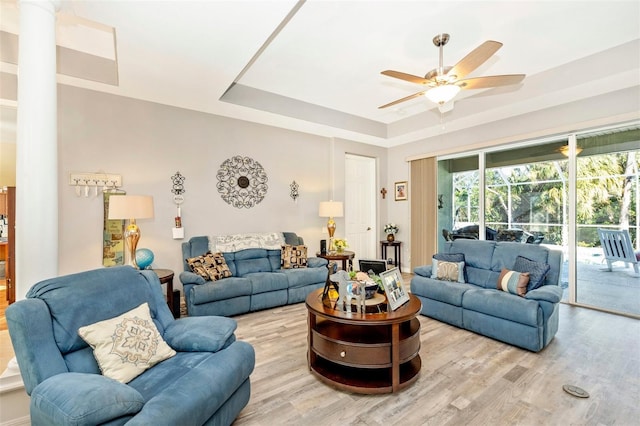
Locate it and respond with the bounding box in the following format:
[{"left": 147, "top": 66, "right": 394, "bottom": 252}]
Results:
[
  {"left": 525, "top": 285, "right": 563, "bottom": 304},
  {"left": 163, "top": 316, "right": 237, "bottom": 352},
  {"left": 413, "top": 265, "right": 433, "bottom": 278},
  {"left": 307, "top": 257, "right": 328, "bottom": 268},
  {"left": 30, "top": 372, "right": 144, "bottom": 425},
  {"left": 179, "top": 271, "right": 207, "bottom": 286},
  {"left": 6, "top": 299, "right": 69, "bottom": 395}
]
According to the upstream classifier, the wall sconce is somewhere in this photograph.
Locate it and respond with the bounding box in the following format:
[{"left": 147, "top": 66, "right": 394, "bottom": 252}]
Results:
[
  {"left": 171, "top": 171, "right": 186, "bottom": 240},
  {"left": 290, "top": 180, "right": 299, "bottom": 202}
]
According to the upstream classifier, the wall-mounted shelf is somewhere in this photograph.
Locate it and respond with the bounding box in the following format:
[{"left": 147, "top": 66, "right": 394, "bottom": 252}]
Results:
[{"left": 69, "top": 172, "right": 122, "bottom": 188}]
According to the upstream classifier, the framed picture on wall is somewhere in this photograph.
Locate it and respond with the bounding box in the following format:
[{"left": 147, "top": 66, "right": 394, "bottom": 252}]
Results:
[
  {"left": 394, "top": 181, "right": 408, "bottom": 201},
  {"left": 380, "top": 267, "right": 410, "bottom": 310}
]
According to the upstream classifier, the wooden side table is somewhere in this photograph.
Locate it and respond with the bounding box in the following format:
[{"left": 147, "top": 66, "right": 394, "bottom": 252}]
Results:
[
  {"left": 152, "top": 269, "right": 177, "bottom": 318},
  {"left": 316, "top": 250, "right": 355, "bottom": 271},
  {"left": 380, "top": 241, "right": 402, "bottom": 268},
  {"left": 306, "top": 288, "right": 422, "bottom": 394}
]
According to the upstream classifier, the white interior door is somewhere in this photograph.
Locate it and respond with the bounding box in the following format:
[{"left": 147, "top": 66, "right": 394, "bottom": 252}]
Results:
[{"left": 345, "top": 154, "right": 377, "bottom": 269}]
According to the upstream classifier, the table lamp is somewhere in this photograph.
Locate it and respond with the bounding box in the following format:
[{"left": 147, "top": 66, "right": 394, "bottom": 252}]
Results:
[
  {"left": 319, "top": 201, "right": 343, "bottom": 252},
  {"left": 108, "top": 195, "right": 154, "bottom": 269}
]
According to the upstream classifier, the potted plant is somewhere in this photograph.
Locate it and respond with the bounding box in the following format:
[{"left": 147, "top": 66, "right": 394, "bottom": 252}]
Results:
[{"left": 384, "top": 223, "right": 399, "bottom": 242}]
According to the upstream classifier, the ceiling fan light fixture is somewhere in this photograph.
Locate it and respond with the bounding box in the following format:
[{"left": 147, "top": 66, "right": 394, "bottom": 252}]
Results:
[
  {"left": 559, "top": 145, "right": 583, "bottom": 156},
  {"left": 425, "top": 84, "right": 460, "bottom": 105}
]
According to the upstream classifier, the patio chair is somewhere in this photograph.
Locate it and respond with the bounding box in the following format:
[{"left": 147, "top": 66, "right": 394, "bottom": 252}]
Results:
[{"left": 597, "top": 228, "right": 640, "bottom": 275}]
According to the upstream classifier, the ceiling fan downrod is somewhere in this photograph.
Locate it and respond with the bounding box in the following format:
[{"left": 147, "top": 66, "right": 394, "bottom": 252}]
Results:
[{"left": 433, "top": 33, "right": 449, "bottom": 77}]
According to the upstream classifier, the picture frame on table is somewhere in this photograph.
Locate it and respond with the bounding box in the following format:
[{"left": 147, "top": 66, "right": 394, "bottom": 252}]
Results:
[
  {"left": 380, "top": 267, "right": 410, "bottom": 310},
  {"left": 394, "top": 181, "right": 408, "bottom": 201}
]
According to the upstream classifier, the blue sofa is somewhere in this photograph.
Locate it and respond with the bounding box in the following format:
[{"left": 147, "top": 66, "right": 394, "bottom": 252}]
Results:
[
  {"left": 410, "top": 240, "right": 563, "bottom": 352},
  {"left": 180, "top": 233, "right": 329, "bottom": 317},
  {"left": 6, "top": 266, "right": 255, "bottom": 425}
]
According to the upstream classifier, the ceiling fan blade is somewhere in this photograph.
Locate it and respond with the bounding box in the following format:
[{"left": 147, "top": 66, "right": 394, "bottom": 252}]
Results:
[
  {"left": 378, "top": 91, "right": 426, "bottom": 109},
  {"left": 457, "top": 74, "right": 525, "bottom": 90},
  {"left": 447, "top": 40, "right": 503, "bottom": 80},
  {"left": 381, "top": 70, "right": 430, "bottom": 85}
]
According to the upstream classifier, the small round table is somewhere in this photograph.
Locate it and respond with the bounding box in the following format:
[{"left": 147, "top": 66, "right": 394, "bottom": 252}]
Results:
[
  {"left": 306, "top": 288, "right": 422, "bottom": 394},
  {"left": 152, "top": 269, "right": 177, "bottom": 318},
  {"left": 380, "top": 240, "right": 402, "bottom": 268},
  {"left": 316, "top": 250, "right": 355, "bottom": 271}
]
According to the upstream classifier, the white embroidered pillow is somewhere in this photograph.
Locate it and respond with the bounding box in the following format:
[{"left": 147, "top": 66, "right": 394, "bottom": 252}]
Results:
[
  {"left": 430, "top": 259, "right": 465, "bottom": 283},
  {"left": 78, "top": 303, "right": 176, "bottom": 383}
]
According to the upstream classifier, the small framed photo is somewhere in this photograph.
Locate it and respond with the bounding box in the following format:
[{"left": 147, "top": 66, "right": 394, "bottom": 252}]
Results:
[
  {"left": 380, "top": 267, "right": 410, "bottom": 310},
  {"left": 394, "top": 181, "right": 408, "bottom": 201}
]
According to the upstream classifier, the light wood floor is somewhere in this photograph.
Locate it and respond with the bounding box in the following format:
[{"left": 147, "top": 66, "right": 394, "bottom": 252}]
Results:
[
  {"left": 1, "top": 282, "right": 638, "bottom": 425},
  {"left": 232, "top": 301, "right": 640, "bottom": 425}
]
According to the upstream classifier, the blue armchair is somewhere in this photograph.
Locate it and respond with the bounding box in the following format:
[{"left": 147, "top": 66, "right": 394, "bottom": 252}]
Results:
[{"left": 7, "top": 266, "right": 255, "bottom": 425}]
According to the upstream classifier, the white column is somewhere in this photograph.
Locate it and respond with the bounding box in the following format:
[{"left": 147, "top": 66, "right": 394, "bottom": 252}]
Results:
[{"left": 15, "top": 0, "right": 60, "bottom": 300}]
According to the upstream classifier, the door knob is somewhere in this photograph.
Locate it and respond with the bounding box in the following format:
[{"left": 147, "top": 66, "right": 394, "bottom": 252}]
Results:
[{"left": 367, "top": 227, "right": 371, "bottom": 231}]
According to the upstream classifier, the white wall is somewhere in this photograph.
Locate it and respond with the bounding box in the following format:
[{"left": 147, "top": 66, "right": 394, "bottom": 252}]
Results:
[
  {"left": 47, "top": 83, "right": 640, "bottom": 283},
  {"left": 57, "top": 85, "right": 387, "bottom": 284}
]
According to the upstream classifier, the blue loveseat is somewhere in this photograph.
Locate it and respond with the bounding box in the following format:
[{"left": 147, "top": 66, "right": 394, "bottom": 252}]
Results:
[
  {"left": 180, "top": 233, "right": 329, "bottom": 317},
  {"left": 410, "top": 240, "right": 563, "bottom": 352},
  {"left": 7, "top": 266, "right": 255, "bottom": 425}
]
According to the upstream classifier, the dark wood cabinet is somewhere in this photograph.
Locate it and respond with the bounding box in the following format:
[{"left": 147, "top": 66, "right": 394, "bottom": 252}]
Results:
[{"left": 4, "top": 187, "right": 15, "bottom": 304}]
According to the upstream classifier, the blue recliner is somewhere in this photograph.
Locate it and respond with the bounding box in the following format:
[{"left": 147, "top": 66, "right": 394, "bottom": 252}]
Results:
[{"left": 6, "top": 266, "right": 255, "bottom": 425}]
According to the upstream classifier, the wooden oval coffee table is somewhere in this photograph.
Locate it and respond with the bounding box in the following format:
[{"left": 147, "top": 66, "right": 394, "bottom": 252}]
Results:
[{"left": 305, "top": 288, "right": 422, "bottom": 394}]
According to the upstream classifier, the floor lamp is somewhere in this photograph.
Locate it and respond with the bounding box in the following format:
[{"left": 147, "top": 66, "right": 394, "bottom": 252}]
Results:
[
  {"left": 108, "top": 195, "right": 154, "bottom": 269},
  {"left": 319, "top": 201, "right": 343, "bottom": 253}
]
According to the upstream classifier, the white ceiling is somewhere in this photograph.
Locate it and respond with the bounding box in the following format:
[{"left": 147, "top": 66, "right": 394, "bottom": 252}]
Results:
[{"left": 3, "top": 0, "right": 640, "bottom": 147}]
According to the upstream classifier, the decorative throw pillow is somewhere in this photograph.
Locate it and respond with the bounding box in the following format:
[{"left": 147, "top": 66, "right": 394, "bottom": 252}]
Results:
[
  {"left": 431, "top": 259, "right": 465, "bottom": 283},
  {"left": 281, "top": 244, "right": 308, "bottom": 269},
  {"left": 78, "top": 303, "right": 176, "bottom": 383},
  {"left": 186, "top": 252, "right": 232, "bottom": 281},
  {"left": 513, "top": 255, "right": 550, "bottom": 291},
  {"left": 434, "top": 253, "right": 467, "bottom": 281},
  {"left": 497, "top": 268, "right": 530, "bottom": 296}
]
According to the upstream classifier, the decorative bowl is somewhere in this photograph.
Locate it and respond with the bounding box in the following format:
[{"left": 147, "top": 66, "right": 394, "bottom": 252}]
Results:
[{"left": 364, "top": 283, "right": 379, "bottom": 299}]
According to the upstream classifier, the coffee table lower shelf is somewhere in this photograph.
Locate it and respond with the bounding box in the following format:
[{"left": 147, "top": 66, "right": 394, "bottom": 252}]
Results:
[{"left": 309, "top": 354, "right": 421, "bottom": 394}]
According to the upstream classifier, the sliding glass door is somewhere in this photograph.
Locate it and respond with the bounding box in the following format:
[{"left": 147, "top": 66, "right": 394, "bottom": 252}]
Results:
[
  {"left": 484, "top": 141, "right": 568, "bottom": 246},
  {"left": 574, "top": 127, "right": 639, "bottom": 315},
  {"left": 437, "top": 155, "right": 479, "bottom": 252},
  {"left": 436, "top": 123, "right": 640, "bottom": 317}
]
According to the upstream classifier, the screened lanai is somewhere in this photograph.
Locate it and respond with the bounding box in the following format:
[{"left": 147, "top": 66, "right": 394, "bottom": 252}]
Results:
[{"left": 437, "top": 124, "right": 640, "bottom": 317}]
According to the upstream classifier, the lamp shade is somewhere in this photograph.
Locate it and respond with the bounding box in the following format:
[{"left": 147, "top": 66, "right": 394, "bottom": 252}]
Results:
[
  {"left": 319, "top": 201, "right": 343, "bottom": 218},
  {"left": 425, "top": 84, "right": 461, "bottom": 105},
  {"left": 108, "top": 195, "right": 154, "bottom": 220}
]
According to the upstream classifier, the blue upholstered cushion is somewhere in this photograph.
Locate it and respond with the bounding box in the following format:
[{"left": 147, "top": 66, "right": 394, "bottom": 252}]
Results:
[
  {"left": 434, "top": 253, "right": 465, "bottom": 263},
  {"left": 514, "top": 255, "right": 550, "bottom": 291},
  {"left": 25, "top": 267, "right": 158, "bottom": 355},
  {"left": 163, "top": 316, "right": 237, "bottom": 352},
  {"left": 30, "top": 373, "right": 144, "bottom": 425}
]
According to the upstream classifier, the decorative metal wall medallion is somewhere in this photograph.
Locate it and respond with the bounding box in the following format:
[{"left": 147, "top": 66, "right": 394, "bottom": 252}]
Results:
[
  {"left": 171, "top": 171, "right": 186, "bottom": 196},
  {"left": 216, "top": 156, "right": 268, "bottom": 208}
]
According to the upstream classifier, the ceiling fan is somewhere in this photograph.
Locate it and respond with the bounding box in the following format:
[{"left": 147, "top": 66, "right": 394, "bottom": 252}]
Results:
[{"left": 379, "top": 33, "right": 525, "bottom": 110}]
